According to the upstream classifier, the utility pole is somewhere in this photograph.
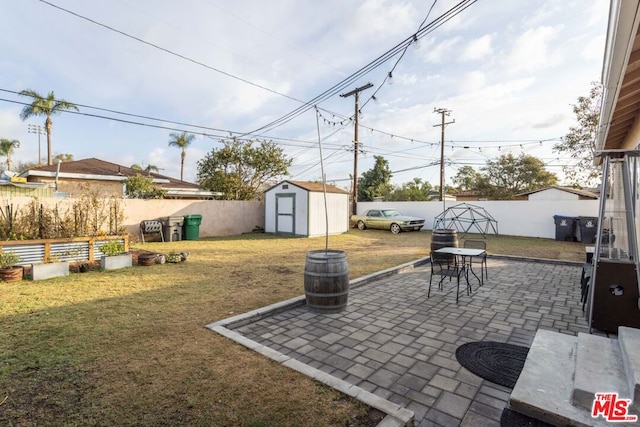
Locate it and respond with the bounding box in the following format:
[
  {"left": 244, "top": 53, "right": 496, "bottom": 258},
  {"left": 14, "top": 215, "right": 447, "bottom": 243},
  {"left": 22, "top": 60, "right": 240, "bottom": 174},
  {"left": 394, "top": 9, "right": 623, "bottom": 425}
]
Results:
[
  {"left": 433, "top": 108, "right": 455, "bottom": 201},
  {"left": 27, "top": 124, "right": 44, "bottom": 166},
  {"left": 340, "top": 82, "right": 373, "bottom": 216}
]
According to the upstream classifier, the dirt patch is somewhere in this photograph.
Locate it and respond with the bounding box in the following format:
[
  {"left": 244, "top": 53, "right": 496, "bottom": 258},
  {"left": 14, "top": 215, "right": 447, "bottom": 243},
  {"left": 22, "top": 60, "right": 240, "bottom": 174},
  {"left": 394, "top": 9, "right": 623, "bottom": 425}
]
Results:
[{"left": 347, "top": 408, "right": 387, "bottom": 426}]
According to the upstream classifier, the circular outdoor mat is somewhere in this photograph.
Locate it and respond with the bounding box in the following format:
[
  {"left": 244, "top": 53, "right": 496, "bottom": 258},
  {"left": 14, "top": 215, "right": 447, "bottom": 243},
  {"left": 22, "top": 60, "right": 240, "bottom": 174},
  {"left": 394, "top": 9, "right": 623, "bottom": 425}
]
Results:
[
  {"left": 455, "top": 341, "right": 529, "bottom": 388},
  {"left": 500, "top": 408, "right": 554, "bottom": 427}
]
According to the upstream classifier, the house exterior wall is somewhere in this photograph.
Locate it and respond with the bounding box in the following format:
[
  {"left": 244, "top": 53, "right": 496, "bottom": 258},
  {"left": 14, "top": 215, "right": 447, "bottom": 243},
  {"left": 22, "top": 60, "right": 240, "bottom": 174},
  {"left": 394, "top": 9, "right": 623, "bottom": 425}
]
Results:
[
  {"left": 29, "top": 177, "right": 123, "bottom": 197},
  {"left": 308, "top": 192, "right": 349, "bottom": 237}
]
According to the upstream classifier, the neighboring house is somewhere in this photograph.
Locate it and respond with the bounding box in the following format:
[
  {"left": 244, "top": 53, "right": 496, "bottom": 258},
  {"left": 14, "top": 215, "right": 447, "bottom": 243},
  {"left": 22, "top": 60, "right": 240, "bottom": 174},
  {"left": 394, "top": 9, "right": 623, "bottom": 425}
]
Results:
[
  {"left": 19, "top": 158, "right": 220, "bottom": 199},
  {"left": 451, "top": 191, "right": 486, "bottom": 202},
  {"left": 515, "top": 186, "right": 599, "bottom": 201},
  {"left": 0, "top": 171, "right": 53, "bottom": 197}
]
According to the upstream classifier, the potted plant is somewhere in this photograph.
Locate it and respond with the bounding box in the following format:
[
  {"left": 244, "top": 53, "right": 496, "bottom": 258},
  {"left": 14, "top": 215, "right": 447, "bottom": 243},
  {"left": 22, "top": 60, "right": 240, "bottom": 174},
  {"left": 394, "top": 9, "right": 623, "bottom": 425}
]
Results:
[
  {"left": 31, "top": 254, "right": 70, "bottom": 281},
  {"left": 99, "top": 240, "right": 132, "bottom": 270},
  {"left": 0, "top": 250, "right": 22, "bottom": 282}
]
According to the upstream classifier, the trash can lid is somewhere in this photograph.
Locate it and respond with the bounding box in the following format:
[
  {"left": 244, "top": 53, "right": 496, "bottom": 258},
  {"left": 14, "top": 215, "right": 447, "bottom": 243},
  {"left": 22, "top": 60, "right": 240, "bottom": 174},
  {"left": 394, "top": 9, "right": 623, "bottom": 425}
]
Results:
[{"left": 183, "top": 214, "right": 202, "bottom": 219}]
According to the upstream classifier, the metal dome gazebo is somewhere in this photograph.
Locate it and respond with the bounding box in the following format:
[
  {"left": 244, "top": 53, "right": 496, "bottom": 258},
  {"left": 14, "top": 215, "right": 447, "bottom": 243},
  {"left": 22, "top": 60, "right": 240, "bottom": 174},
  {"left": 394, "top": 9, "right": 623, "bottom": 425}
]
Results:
[{"left": 433, "top": 203, "right": 498, "bottom": 237}]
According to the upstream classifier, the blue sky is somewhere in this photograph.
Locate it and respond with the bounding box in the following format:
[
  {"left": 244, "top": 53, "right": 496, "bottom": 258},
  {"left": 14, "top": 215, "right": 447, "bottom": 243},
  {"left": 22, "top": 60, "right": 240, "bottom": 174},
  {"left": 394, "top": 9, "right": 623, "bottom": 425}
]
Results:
[{"left": 0, "top": 0, "right": 608, "bottom": 187}]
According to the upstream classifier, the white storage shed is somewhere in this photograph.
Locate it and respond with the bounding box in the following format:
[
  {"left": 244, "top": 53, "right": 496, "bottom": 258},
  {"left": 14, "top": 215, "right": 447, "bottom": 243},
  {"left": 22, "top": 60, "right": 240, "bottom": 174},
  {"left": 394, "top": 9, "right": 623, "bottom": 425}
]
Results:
[{"left": 264, "top": 180, "right": 349, "bottom": 237}]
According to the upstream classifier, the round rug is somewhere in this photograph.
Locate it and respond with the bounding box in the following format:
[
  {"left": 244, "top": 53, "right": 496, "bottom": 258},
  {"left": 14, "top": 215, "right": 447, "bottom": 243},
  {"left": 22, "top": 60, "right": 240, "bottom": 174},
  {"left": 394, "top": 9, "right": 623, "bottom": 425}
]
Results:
[
  {"left": 455, "top": 341, "right": 529, "bottom": 388},
  {"left": 500, "top": 408, "right": 554, "bottom": 426}
]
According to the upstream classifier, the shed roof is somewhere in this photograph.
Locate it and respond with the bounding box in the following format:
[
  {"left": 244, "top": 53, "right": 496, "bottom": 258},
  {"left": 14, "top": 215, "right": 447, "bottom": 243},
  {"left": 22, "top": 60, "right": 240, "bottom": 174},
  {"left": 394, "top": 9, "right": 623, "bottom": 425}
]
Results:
[{"left": 266, "top": 180, "right": 349, "bottom": 195}]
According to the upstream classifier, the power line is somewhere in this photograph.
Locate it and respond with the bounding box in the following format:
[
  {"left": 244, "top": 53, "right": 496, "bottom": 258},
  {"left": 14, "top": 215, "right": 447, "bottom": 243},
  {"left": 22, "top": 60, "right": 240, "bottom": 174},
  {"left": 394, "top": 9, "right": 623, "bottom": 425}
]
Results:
[
  {"left": 240, "top": 0, "right": 478, "bottom": 136},
  {"left": 38, "top": 0, "right": 303, "bottom": 105}
]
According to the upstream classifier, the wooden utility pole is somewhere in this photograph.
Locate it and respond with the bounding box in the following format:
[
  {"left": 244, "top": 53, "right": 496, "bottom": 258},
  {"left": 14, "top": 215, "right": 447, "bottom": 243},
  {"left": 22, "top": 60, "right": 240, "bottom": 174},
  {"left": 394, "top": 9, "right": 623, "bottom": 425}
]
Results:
[
  {"left": 340, "top": 83, "right": 373, "bottom": 216},
  {"left": 433, "top": 108, "right": 454, "bottom": 201}
]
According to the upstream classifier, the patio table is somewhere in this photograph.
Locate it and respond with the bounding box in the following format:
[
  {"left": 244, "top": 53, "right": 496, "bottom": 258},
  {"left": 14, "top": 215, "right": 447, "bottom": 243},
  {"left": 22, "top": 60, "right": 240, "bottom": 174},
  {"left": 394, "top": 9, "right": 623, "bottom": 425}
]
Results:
[{"left": 433, "top": 247, "right": 486, "bottom": 288}]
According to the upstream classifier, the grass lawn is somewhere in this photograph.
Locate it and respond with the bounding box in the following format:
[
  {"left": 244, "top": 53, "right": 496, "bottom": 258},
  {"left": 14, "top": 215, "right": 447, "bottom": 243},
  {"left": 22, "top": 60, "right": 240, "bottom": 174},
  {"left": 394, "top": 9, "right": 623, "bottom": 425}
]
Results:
[{"left": 0, "top": 230, "right": 589, "bottom": 426}]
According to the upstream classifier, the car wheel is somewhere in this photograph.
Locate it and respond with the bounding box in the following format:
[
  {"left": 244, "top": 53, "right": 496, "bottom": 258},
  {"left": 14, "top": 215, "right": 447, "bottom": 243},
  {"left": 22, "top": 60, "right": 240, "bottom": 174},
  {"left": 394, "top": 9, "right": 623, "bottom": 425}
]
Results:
[
  {"left": 357, "top": 220, "right": 367, "bottom": 230},
  {"left": 390, "top": 223, "right": 401, "bottom": 234}
]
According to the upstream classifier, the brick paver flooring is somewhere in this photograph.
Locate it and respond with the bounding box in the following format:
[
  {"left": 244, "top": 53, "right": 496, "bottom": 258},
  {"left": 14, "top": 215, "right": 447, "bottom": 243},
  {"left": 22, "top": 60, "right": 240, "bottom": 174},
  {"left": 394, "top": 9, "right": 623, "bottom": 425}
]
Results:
[{"left": 231, "top": 257, "right": 590, "bottom": 426}]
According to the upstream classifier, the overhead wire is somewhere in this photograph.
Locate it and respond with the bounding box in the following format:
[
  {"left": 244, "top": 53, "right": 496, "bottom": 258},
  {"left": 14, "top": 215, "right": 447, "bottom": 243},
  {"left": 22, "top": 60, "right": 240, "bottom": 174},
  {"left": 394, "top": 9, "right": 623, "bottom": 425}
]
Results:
[{"left": 241, "top": 0, "right": 478, "bottom": 137}]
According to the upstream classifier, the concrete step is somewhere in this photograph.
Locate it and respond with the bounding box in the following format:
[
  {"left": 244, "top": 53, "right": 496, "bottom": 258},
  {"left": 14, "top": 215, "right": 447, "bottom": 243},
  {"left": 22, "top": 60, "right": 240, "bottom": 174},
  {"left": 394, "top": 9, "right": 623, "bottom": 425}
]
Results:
[
  {"left": 619, "top": 326, "right": 640, "bottom": 413},
  {"left": 509, "top": 329, "right": 610, "bottom": 427},
  {"left": 572, "top": 332, "right": 630, "bottom": 411}
]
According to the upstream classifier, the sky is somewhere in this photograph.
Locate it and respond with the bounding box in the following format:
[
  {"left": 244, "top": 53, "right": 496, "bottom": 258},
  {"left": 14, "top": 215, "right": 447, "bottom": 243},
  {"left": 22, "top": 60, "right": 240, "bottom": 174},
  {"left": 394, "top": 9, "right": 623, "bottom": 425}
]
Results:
[{"left": 0, "top": 0, "right": 609, "bottom": 189}]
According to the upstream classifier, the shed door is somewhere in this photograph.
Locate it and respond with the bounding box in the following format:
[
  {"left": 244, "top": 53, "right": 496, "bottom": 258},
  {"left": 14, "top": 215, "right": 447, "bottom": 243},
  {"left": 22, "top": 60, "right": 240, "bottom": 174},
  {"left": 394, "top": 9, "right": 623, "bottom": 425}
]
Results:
[{"left": 276, "top": 194, "right": 295, "bottom": 234}]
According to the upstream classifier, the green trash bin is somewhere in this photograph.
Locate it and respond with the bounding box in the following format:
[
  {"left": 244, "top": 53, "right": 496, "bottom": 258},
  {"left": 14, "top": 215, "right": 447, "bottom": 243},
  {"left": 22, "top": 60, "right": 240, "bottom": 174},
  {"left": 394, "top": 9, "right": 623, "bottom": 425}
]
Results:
[{"left": 183, "top": 214, "right": 203, "bottom": 240}]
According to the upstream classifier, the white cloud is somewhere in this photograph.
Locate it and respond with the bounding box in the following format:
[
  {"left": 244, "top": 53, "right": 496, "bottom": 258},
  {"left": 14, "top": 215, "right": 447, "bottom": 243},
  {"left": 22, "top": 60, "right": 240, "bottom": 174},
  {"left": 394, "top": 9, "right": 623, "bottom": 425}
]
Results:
[
  {"left": 581, "top": 35, "right": 606, "bottom": 61},
  {"left": 459, "top": 71, "right": 487, "bottom": 94},
  {"left": 422, "top": 37, "right": 461, "bottom": 63},
  {"left": 347, "top": 0, "right": 416, "bottom": 43},
  {"left": 505, "top": 26, "right": 563, "bottom": 73},
  {"left": 459, "top": 35, "right": 493, "bottom": 62}
]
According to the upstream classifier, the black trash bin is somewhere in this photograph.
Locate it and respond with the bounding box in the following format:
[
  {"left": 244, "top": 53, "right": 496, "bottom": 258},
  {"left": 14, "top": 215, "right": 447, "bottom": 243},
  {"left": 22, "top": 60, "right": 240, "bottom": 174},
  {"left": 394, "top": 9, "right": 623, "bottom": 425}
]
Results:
[
  {"left": 183, "top": 214, "right": 203, "bottom": 240},
  {"left": 553, "top": 215, "right": 576, "bottom": 241},
  {"left": 576, "top": 216, "right": 598, "bottom": 243}
]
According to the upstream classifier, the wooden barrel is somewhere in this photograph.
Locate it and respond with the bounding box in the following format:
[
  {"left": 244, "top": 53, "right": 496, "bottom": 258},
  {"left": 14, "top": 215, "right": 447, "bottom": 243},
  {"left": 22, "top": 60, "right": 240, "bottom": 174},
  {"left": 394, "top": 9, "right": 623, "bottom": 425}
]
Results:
[
  {"left": 304, "top": 250, "right": 349, "bottom": 313},
  {"left": 138, "top": 253, "right": 158, "bottom": 266},
  {"left": 430, "top": 229, "right": 458, "bottom": 262}
]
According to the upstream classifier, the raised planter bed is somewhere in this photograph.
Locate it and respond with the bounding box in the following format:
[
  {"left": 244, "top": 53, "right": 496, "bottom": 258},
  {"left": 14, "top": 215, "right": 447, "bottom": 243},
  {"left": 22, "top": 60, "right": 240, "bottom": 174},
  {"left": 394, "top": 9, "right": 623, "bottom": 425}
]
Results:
[
  {"left": 100, "top": 253, "right": 132, "bottom": 270},
  {"left": 31, "top": 261, "right": 70, "bottom": 281}
]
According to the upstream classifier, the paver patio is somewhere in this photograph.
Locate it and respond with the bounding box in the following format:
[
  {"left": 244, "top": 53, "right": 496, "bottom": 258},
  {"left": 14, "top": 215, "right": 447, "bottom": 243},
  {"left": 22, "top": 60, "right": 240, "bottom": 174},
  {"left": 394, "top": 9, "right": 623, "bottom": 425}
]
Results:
[{"left": 212, "top": 256, "right": 593, "bottom": 426}]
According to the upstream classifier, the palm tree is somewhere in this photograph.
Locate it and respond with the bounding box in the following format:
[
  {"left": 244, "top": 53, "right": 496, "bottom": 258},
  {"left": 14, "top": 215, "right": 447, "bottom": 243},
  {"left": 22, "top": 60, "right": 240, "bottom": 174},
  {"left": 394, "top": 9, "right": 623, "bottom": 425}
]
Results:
[
  {"left": 168, "top": 132, "right": 195, "bottom": 181},
  {"left": 19, "top": 89, "right": 79, "bottom": 166},
  {"left": 0, "top": 138, "right": 20, "bottom": 171},
  {"left": 54, "top": 153, "right": 74, "bottom": 163},
  {"left": 131, "top": 163, "right": 160, "bottom": 174}
]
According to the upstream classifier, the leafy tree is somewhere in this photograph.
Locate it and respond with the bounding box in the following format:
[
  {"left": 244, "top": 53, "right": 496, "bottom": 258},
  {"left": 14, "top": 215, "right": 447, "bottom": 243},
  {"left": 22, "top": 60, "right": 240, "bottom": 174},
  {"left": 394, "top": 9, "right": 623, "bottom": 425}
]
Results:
[
  {"left": 124, "top": 174, "right": 166, "bottom": 199},
  {"left": 477, "top": 153, "right": 558, "bottom": 199},
  {"left": 553, "top": 82, "right": 602, "bottom": 187},
  {"left": 168, "top": 131, "right": 196, "bottom": 181},
  {"left": 453, "top": 166, "right": 482, "bottom": 191},
  {"left": 0, "top": 138, "right": 20, "bottom": 171},
  {"left": 358, "top": 156, "right": 394, "bottom": 201},
  {"left": 387, "top": 177, "right": 434, "bottom": 201},
  {"left": 196, "top": 138, "right": 291, "bottom": 200},
  {"left": 19, "top": 89, "right": 79, "bottom": 166}
]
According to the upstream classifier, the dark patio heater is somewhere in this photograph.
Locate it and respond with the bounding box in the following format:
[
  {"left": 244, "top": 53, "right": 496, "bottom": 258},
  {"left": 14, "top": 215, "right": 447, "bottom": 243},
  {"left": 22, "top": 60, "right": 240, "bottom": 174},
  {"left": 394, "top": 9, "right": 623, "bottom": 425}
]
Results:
[{"left": 587, "top": 150, "right": 640, "bottom": 333}]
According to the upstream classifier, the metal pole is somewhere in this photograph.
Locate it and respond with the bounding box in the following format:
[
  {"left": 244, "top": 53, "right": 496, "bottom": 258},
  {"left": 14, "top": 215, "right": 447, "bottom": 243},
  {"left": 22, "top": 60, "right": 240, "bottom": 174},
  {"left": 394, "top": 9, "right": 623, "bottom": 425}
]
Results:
[
  {"left": 433, "top": 108, "right": 455, "bottom": 203},
  {"left": 353, "top": 91, "right": 360, "bottom": 217},
  {"left": 588, "top": 155, "right": 610, "bottom": 333}
]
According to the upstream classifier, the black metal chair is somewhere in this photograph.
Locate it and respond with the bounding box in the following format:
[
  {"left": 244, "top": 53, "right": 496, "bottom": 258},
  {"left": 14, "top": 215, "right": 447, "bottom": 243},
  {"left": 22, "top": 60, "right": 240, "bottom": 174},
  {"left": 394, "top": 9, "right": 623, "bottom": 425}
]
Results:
[
  {"left": 463, "top": 239, "right": 487, "bottom": 282},
  {"left": 428, "top": 256, "right": 468, "bottom": 304}
]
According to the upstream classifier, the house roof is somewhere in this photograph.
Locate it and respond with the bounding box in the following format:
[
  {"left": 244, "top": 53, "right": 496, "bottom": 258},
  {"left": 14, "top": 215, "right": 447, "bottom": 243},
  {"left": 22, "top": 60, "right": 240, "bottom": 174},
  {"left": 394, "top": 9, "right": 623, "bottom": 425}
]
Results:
[
  {"left": 21, "top": 158, "right": 199, "bottom": 189},
  {"left": 515, "top": 186, "right": 599, "bottom": 199},
  {"left": 597, "top": 0, "right": 640, "bottom": 152},
  {"left": 20, "top": 158, "right": 221, "bottom": 198},
  {"left": 266, "top": 180, "right": 349, "bottom": 194}
]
